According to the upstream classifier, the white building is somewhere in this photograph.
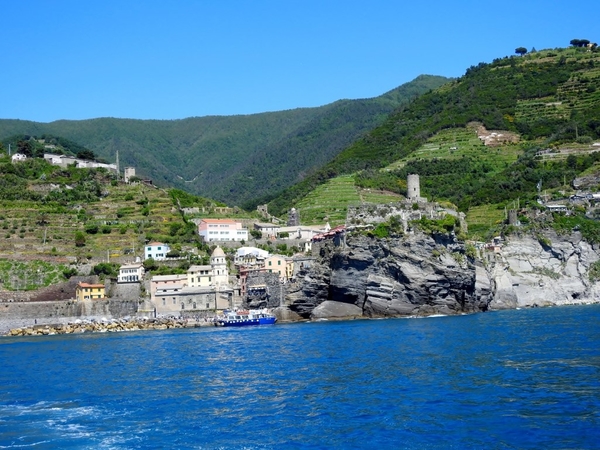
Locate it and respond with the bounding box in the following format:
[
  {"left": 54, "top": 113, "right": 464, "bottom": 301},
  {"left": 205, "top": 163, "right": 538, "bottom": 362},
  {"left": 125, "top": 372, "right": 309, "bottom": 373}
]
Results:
[
  {"left": 117, "top": 262, "right": 145, "bottom": 283},
  {"left": 198, "top": 219, "right": 248, "bottom": 242},
  {"left": 234, "top": 246, "right": 270, "bottom": 266},
  {"left": 253, "top": 222, "right": 280, "bottom": 238},
  {"left": 144, "top": 242, "right": 171, "bottom": 261},
  {"left": 11, "top": 153, "right": 27, "bottom": 162}
]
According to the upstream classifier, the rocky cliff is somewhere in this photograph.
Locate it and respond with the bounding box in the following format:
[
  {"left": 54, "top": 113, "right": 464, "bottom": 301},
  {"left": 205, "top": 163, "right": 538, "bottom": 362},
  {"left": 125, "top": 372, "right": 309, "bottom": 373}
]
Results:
[
  {"left": 487, "top": 230, "right": 600, "bottom": 309},
  {"left": 285, "top": 231, "right": 492, "bottom": 319},
  {"left": 283, "top": 229, "right": 600, "bottom": 321}
]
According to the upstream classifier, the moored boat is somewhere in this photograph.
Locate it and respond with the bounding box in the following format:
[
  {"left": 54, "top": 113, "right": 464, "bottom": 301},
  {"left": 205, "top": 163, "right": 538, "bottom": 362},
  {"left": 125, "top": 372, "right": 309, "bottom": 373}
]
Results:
[{"left": 215, "top": 309, "right": 277, "bottom": 327}]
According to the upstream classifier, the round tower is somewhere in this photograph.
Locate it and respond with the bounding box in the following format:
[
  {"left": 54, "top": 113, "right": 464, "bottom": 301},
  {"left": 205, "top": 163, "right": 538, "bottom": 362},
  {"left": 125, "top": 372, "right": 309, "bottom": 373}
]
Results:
[{"left": 407, "top": 174, "right": 420, "bottom": 201}]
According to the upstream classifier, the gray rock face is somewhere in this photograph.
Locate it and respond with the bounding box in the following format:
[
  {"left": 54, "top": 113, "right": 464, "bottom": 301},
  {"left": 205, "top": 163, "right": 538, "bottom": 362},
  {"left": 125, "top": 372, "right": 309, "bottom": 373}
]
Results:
[
  {"left": 487, "top": 231, "right": 600, "bottom": 309},
  {"left": 287, "top": 232, "right": 485, "bottom": 319},
  {"left": 285, "top": 229, "right": 600, "bottom": 321}
]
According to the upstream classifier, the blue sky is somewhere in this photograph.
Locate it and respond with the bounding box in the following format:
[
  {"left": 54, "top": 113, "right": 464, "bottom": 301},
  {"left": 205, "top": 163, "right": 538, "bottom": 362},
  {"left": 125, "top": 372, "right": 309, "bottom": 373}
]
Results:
[{"left": 2, "top": 0, "right": 598, "bottom": 123}]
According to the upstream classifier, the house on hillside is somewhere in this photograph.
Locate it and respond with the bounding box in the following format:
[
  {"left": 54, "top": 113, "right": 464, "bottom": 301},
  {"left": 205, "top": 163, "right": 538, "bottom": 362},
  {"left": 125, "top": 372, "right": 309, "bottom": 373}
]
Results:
[
  {"left": 144, "top": 242, "right": 171, "bottom": 261},
  {"left": 43, "top": 152, "right": 117, "bottom": 172},
  {"left": 11, "top": 153, "right": 27, "bottom": 163},
  {"left": 75, "top": 282, "right": 106, "bottom": 300},
  {"left": 253, "top": 222, "right": 280, "bottom": 238},
  {"left": 117, "top": 263, "right": 145, "bottom": 283},
  {"left": 234, "top": 247, "right": 270, "bottom": 267},
  {"left": 197, "top": 219, "right": 248, "bottom": 242},
  {"left": 264, "top": 254, "right": 293, "bottom": 281}
]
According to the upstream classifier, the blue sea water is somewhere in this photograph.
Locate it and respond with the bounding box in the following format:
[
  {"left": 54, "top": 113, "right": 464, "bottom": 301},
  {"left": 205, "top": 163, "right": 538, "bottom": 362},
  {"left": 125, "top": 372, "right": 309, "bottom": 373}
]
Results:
[{"left": 1, "top": 305, "right": 599, "bottom": 449}]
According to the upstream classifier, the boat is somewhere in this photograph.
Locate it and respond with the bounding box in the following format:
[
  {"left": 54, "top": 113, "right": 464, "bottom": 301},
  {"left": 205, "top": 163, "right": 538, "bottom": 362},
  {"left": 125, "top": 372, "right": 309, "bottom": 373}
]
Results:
[{"left": 215, "top": 309, "right": 277, "bottom": 327}]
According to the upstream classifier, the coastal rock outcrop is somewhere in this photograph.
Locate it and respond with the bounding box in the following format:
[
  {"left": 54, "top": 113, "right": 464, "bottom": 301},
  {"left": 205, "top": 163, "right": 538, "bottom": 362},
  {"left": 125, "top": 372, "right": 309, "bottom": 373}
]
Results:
[
  {"left": 487, "top": 231, "right": 600, "bottom": 309},
  {"left": 286, "top": 229, "right": 600, "bottom": 321},
  {"left": 287, "top": 232, "right": 487, "bottom": 319}
]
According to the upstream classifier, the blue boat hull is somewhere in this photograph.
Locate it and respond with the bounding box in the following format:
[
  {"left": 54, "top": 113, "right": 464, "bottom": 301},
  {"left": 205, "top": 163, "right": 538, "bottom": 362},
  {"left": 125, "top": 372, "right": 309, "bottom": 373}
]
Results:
[{"left": 218, "top": 316, "right": 277, "bottom": 327}]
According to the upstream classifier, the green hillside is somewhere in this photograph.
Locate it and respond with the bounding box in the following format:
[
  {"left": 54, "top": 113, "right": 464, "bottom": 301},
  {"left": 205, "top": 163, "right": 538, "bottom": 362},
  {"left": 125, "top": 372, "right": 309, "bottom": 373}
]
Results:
[
  {"left": 268, "top": 45, "right": 600, "bottom": 223},
  {"left": 0, "top": 154, "right": 237, "bottom": 290},
  {"left": 0, "top": 75, "right": 449, "bottom": 208}
]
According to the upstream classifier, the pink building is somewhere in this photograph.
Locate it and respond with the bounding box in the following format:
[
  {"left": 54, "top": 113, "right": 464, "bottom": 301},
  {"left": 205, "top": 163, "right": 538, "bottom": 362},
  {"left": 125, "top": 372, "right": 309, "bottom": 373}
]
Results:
[{"left": 198, "top": 219, "right": 248, "bottom": 242}]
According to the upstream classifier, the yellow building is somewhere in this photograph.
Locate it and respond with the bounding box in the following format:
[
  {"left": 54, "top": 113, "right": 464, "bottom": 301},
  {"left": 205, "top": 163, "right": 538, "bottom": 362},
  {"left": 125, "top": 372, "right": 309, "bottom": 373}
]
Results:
[
  {"left": 264, "top": 254, "right": 294, "bottom": 280},
  {"left": 76, "top": 282, "right": 106, "bottom": 301}
]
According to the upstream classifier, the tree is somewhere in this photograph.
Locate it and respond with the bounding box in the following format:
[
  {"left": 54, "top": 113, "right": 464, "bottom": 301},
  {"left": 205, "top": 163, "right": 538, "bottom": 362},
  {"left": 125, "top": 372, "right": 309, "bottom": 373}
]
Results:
[
  {"left": 76, "top": 149, "right": 96, "bottom": 161},
  {"left": 75, "top": 231, "right": 86, "bottom": 247},
  {"left": 17, "top": 140, "right": 33, "bottom": 157},
  {"left": 570, "top": 39, "right": 590, "bottom": 48},
  {"left": 143, "top": 258, "right": 158, "bottom": 271},
  {"left": 515, "top": 47, "right": 527, "bottom": 56}
]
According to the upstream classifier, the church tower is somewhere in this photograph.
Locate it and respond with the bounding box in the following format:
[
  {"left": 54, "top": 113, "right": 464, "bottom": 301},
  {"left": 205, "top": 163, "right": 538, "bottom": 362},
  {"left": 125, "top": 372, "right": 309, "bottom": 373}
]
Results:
[{"left": 210, "top": 246, "right": 229, "bottom": 288}]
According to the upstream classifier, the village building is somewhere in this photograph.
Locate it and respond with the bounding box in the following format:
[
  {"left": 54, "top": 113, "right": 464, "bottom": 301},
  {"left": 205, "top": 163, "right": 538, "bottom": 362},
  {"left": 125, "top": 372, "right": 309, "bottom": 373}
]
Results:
[
  {"left": 253, "top": 222, "right": 280, "bottom": 238},
  {"left": 75, "top": 282, "right": 106, "bottom": 301},
  {"left": 150, "top": 274, "right": 188, "bottom": 304},
  {"left": 150, "top": 246, "right": 236, "bottom": 315},
  {"left": 11, "top": 153, "right": 27, "bottom": 163},
  {"left": 117, "top": 262, "right": 145, "bottom": 283},
  {"left": 197, "top": 219, "right": 248, "bottom": 242},
  {"left": 186, "top": 265, "right": 214, "bottom": 288},
  {"left": 144, "top": 242, "right": 171, "bottom": 261},
  {"left": 234, "top": 247, "right": 269, "bottom": 267},
  {"left": 264, "top": 254, "right": 294, "bottom": 281},
  {"left": 43, "top": 153, "right": 117, "bottom": 172},
  {"left": 277, "top": 223, "right": 331, "bottom": 241}
]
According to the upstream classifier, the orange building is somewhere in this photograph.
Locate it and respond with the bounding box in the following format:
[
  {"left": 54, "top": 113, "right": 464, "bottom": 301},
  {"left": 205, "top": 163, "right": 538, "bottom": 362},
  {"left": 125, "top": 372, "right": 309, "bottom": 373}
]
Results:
[{"left": 76, "top": 282, "right": 106, "bottom": 301}]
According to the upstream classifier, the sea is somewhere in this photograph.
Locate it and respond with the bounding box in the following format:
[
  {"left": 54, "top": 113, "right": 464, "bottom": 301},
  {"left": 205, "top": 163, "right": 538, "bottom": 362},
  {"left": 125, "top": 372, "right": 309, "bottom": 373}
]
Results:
[{"left": 1, "top": 305, "right": 599, "bottom": 449}]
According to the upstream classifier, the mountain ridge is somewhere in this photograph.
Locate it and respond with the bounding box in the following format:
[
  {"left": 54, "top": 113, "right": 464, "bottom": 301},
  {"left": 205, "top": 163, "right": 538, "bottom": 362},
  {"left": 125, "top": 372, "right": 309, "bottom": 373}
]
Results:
[{"left": 0, "top": 75, "right": 450, "bottom": 207}]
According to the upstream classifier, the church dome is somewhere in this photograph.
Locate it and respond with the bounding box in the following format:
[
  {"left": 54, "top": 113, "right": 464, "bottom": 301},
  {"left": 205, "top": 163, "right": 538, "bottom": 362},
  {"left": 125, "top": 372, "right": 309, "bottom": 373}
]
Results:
[{"left": 211, "top": 246, "right": 225, "bottom": 257}]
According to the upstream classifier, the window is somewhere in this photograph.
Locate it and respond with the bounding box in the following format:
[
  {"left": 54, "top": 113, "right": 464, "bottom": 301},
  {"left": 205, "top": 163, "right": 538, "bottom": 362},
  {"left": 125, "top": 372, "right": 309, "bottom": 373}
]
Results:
[
  {"left": 162, "top": 299, "right": 166, "bottom": 306},
  {"left": 278, "top": 260, "right": 281, "bottom": 265}
]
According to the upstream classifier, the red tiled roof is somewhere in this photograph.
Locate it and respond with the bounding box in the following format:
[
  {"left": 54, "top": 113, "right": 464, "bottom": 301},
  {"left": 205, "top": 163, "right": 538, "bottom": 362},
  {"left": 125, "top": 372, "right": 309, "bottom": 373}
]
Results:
[
  {"left": 77, "top": 282, "right": 105, "bottom": 288},
  {"left": 200, "top": 219, "right": 236, "bottom": 224}
]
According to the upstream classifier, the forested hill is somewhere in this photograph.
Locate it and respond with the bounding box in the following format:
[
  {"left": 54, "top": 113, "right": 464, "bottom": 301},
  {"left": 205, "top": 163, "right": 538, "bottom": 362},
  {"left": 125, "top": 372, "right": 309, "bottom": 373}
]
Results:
[
  {"left": 267, "top": 45, "right": 600, "bottom": 216},
  {"left": 0, "top": 75, "right": 449, "bottom": 207}
]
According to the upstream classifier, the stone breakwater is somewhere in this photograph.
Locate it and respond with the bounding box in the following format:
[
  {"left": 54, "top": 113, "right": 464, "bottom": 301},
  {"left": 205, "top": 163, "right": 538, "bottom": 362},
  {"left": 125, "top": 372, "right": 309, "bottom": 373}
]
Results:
[{"left": 4, "top": 317, "right": 215, "bottom": 337}]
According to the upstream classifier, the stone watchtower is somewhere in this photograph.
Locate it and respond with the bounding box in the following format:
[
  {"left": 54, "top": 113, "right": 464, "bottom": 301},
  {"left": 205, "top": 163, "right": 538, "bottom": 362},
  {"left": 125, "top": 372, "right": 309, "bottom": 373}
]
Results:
[
  {"left": 124, "top": 167, "right": 136, "bottom": 183},
  {"left": 288, "top": 208, "right": 299, "bottom": 226},
  {"left": 407, "top": 174, "right": 421, "bottom": 201}
]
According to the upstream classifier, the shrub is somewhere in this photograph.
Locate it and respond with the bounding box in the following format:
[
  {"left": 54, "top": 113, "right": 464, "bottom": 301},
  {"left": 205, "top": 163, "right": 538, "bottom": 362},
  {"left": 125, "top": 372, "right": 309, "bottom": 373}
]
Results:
[
  {"left": 589, "top": 261, "right": 600, "bottom": 281},
  {"left": 85, "top": 224, "right": 99, "bottom": 234},
  {"left": 75, "top": 231, "right": 86, "bottom": 247},
  {"left": 91, "top": 262, "right": 119, "bottom": 277}
]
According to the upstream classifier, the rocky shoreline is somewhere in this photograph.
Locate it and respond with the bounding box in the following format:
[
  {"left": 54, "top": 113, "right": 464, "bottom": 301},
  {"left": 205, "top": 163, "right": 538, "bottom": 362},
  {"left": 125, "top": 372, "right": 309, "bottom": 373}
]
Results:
[{"left": 4, "top": 317, "right": 215, "bottom": 337}]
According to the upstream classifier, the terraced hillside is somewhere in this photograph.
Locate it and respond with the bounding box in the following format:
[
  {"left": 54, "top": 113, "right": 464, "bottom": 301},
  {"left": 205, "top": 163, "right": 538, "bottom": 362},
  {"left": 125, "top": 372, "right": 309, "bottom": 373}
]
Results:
[
  {"left": 268, "top": 45, "right": 600, "bottom": 219},
  {"left": 293, "top": 175, "right": 404, "bottom": 226},
  {"left": 0, "top": 156, "right": 237, "bottom": 291},
  {"left": 0, "top": 183, "right": 181, "bottom": 263}
]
